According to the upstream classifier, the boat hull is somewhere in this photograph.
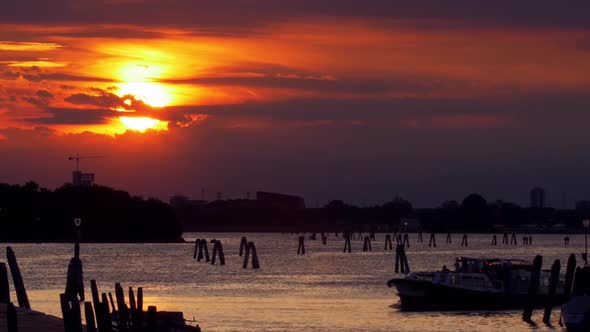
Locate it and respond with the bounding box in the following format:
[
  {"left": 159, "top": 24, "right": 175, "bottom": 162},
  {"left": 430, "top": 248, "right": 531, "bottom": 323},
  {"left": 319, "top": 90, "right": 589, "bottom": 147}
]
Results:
[{"left": 391, "top": 278, "right": 565, "bottom": 311}]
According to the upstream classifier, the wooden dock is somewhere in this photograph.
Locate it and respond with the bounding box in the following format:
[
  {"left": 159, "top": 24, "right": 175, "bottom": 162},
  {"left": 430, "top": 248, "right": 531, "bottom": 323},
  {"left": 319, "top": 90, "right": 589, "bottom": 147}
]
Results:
[{"left": 0, "top": 303, "right": 72, "bottom": 332}]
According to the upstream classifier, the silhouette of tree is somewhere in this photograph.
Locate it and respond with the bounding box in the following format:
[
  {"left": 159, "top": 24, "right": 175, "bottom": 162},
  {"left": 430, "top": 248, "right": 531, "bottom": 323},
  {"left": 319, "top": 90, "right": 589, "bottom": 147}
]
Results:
[{"left": 460, "top": 193, "right": 491, "bottom": 230}]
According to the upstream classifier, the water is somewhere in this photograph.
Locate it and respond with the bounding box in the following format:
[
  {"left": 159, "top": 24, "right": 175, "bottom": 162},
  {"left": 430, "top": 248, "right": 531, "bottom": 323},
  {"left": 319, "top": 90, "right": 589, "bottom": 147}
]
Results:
[{"left": 4, "top": 233, "right": 583, "bottom": 331}]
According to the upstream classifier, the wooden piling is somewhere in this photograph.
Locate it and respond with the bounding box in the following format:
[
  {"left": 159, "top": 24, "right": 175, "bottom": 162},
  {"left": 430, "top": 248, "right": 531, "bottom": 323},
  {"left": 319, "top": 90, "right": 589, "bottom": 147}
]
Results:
[
  {"left": 511, "top": 233, "right": 517, "bottom": 245},
  {"left": 0, "top": 263, "right": 10, "bottom": 304},
  {"left": 428, "top": 233, "right": 436, "bottom": 247},
  {"left": 202, "top": 239, "right": 210, "bottom": 262},
  {"left": 217, "top": 240, "right": 226, "bottom": 265},
  {"left": 461, "top": 234, "right": 468, "bottom": 247},
  {"left": 7, "top": 302, "right": 17, "bottom": 332},
  {"left": 417, "top": 231, "right": 423, "bottom": 243},
  {"left": 370, "top": 232, "right": 376, "bottom": 241},
  {"left": 108, "top": 292, "right": 116, "bottom": 313},
  {"left": 147, "top": 306, "right": 157, "bottom": 332},
  {"left": 321, "top": 233, "right": 327, "bottom": 245},
  {"left": 384, "top": 234, "right": 393, "bottom": 250},
  {"left": 128, "top": 287, "right": 136, "bottom": 312},
  {"left": 60, "top": 293, "right": 72, "bottom": 332},
  {"left": 362, "top": 236, "right": 372, "bottom": 252},
  {"left": 343, "top": 233, "right": 352, "bottom": 253},
  {"left": 403, "top": 233, "right": 409, "bottom": 248},
  {"left": 242, "top": 242, "right": 251, "bottom": 268},
  {"left": 137, "top": 287, "right": 144, "bottom": 314},
  {"left": 239, "top": 237, "right": 248, "bottom": 256},
  {"left": 503, "top": 232, "right": 508, "bottom": 244},
  {"left": 210, "top": 240, "right": 218, "bottom": 265},
  {"left": 491, "top": 234, "right": 497, "bottom": 246},
  {"left": 6, "top": 247, "right": 31, "bottom": 310},
  {"left": 114, "top": 283, "right": 128, "bottom": 331},
  {"left": 250, "top": 242, "right": 260, "bottom": 269},
  {"left": 65, "top": 256, "right": 85, "bottom": 302},
  {"left": 84, "top": 301, "right": 97, "bottom": 332},
  {"left": 446, "top": 232, "right": 452, "bottom": 244},
  {"left": 395, "top": 244, "right": 410, "bottom": 274},
  {"left": 297, "top": 235, "right": 305, "bottom": 255},
  {"left": 193, "top": 239, "right": 201, "bottom": 259},
  {"left": 522, "top": 255, "right": 543, "bottom": 323},
  {"left": 542, "top": 259, "right": 560, "bottom": 325},
  {"left": 564, "top": 253, "right": 576, "bottom": 300}
]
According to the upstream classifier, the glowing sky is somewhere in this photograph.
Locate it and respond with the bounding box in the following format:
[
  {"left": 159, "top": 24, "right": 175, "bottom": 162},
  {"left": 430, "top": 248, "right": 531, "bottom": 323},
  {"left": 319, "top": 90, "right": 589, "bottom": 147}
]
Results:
[{"left": 1, "top": 1, "right": 590, "bottom": 206}]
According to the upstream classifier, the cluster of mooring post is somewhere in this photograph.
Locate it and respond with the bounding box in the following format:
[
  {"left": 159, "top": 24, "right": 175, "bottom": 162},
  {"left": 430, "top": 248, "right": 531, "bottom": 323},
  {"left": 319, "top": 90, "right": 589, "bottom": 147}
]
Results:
[
  {"left": 193, "top": 239, "right": 210, "bottom": 262},
  {"left": 297, "top": 235, "right": 306, "bottom": 255},
  {"left": 521, "top": 253, "right": 577, "bottom": 327},
  {"left": 362, "top": 236, "right": 372, "bottom": 252},
  {"left": 61, "top": 279, "right": 193, "bottom": 332},
  {"left": 522, "top": 235, "right": 533, "bottom": 245},
  {"left": 65, "top": 242, "right": 85, "bottom": 302},
  {"left": 343, "top": 232, "right": 352, "bottom": 253},
  {"left": 460, "top": 234, "right": 468, "bottom": 247},
  {"left": 239, "top": 236, "right": 248, "bottom": 256},
  {"left": 1, "top": 246, "right": 31, "bottom": 332},
  {"left": 242, "top": 242, "right": 260, "bottom": 269},
  {"left": 321, "top": 233, "right": 327, "bottom": 245},
  {"left": 522, "top": 255, "right": 543, "bottom": 324},
  {"left": 491, "top": 234, "right": 498, "bottom": 246},
  {"left": 403, "top": 233, "right": 410, "bottom": 248},
  {"left": 446, "top": 232, "right": 452, "bottom": 244},
  {"left": 417, "top": 231, "right": 423, "bottom": 243},
  {"left": 428, "top": 233, "right": 436, "bottom": 247},
  {"left": 210, "top": 239, "right": 226, "bottom": 265},
  {"left": 564, "top": 235, "right": 570, "bottom": 246},
  {"left": 369, "top": 232, "right": 376, "bottom": 241},
  {"left": 394, "top": 244, "right": 410, "bottom": 274},
  {"left": 384, "top": 234, "right": 393, "bottom": 250}
]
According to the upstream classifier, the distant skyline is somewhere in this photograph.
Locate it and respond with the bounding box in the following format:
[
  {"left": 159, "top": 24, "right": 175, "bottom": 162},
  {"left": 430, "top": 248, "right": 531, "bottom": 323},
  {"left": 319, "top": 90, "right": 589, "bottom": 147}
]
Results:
[{"left": 1, "top": 1, "right": 590, "bottom": 207}]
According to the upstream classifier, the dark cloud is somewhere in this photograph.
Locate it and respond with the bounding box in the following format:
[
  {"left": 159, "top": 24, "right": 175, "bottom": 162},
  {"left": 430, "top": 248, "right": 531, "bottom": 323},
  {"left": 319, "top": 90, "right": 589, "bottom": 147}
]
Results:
[
  {"left": 1, "top": 0, "right": 589, "bottom": 33},
  {"left": 0, "top": 69, "right": 21, "bottom": 80},
  {"left": 25, "top": 107, "right": 115, "bottom": 125},
  {"left": 36, "top": 90, "right": 53, "bottom": 99},
  {"left": 64, "top": 88, "right": 154, "bottom": 113}
]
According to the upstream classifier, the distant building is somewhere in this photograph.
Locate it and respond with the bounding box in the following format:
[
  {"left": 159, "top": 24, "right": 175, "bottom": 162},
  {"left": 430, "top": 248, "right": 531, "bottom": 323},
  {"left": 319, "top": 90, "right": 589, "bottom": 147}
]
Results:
[
  {"left": 72, "top": 171, "right": 95, "bottom": 187},
  {"left": 530, "top": 187, "right": 545, "bottom": 208},
  {"left": 576, "top": 200, "right": 590, "bottom": 211},
  {"left": 169, "top": 195, "right": 207, "bottom": 208},
  {"left": 256, "top": 191, "right": 305, "bottom": 209}
]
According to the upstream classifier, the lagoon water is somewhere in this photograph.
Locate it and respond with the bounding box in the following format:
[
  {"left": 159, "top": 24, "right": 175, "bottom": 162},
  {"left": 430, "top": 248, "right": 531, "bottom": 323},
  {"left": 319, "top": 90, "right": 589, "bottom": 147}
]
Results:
[{"left": 4, "top": 233, "right": 584, "bottom": 331}]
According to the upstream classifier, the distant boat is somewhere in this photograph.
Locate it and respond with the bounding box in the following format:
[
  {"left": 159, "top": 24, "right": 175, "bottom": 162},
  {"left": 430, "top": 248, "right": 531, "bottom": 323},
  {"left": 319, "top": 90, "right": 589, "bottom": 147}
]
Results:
[{"left": 387, "top": 257, "right": 566, "bottom": 310}]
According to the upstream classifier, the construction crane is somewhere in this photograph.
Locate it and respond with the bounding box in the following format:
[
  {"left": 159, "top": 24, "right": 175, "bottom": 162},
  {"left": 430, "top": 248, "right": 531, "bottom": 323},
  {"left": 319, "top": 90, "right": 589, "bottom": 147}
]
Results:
[{"left": 68, "top": 153, "right": 104, "bottom": 171}]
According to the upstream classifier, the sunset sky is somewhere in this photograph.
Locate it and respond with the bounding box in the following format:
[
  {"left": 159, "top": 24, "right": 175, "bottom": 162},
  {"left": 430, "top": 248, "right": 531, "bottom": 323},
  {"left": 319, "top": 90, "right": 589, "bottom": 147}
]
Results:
[{"left": 1, "top": 0, "right": 590, "bottom": 207}]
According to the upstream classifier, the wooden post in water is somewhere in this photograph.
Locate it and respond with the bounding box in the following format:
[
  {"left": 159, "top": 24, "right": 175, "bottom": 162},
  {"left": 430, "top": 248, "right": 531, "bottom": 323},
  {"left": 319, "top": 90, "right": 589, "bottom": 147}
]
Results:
[
  {"left": 193, "top": 239, "right": 203, "bottom": 259},
  {"left": 417, "top": 231, "right": 423, "bottom": 243},
  {"left": 461, "top": 234, "right": 468, "bottom": 247},
  {"left": 242, "top": 241, "right": 251, "bottom": 268},
  {"left": 210, "top": 240, "right": 218, "bottom": 264},
  {"left": 202, "top": 239, "right": 210, "bottom": 262},
  {"left": 90, "top": 280, "right": 101, "bottom": 329},
  {"left": 446, "top": 232, "right": 451, "bottom": 244},
  {"left": 60, "top": 293, "right": 72, "bottom": 332},
  {"left": 511, "top": 233, "right": 518, "bottom": 245},
  {"left": 395, "top": 244, "right": 410, "bottom": 274},
  {"left": 491, "top": 234, "right": 497, "bottom": 246},
  {"left": 429, "top": 233, "right": 436, "bottom": 247},
  {"left": 321, "top": 233, "right": 327, "bottom": 245},
  {"left": 128, "top": 287, "right": 136, "bottom": 312},
  {"left": 239, "top": 237, "right": 248, "bottom": 256},
  {"left": 84, "top": 301, "right": 97, "bottom": 332},
  {"left": 543, "top": 259, "right": 561, "bottom": 325},
  {"left": 362, "top": 236, "right": 371, "bottom": 252},
  {"left": 394, "top": 244, "right": 401, "bottom": 273},
  {"left": 343, "top": 233, "right": 352, "bottom": 253},
  {"left": 217, "top": 240, "right": 226, "bottom": 265},
  {"left": 564, "top": 254, "right": 577, "bottom": 300},
  {"left": 403, "top": 233, "right": 409, "bottom": 248},
  {"left": 7, "top": 302, "right": 18, "bottom": 332},
  {"left": 114, "top": 283, "right": 128, "bottom": 331},
  {"left": 522, "top": 255, "right": 543, "bottom": 323},
  {"left": 108, "top": 292, "right": 116, "bottom": 314},
  {"left": 503, "top": 233, "right": 508, "bottom": 244},
  {"left": 297, "top": 235, "right": 305, "bottom": 255},
  {"left": 250, "top": 242, "right": 260, "bottom": 269},
  {"left": 370, "top": 232, "right": 376, "bottom": 241},
  {"left": 6, "top": 246, "right": 31, "bottom": 309},
  {"left": 147, "top": 306, "right": 157, "bottom": 332},
  {"left": 0, "top": 262, "right": 10, "bottom": 304},
  {"left": 384, "top": 234, "right": 393, "bottom": 250},
  {"left": 137, "top": 287, "right": 144, "bottom": 314}
]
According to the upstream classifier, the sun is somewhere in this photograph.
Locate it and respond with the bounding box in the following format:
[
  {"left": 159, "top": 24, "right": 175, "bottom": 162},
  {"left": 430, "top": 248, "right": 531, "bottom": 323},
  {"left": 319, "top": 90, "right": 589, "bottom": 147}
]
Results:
[
  {"left": 120, "top": 116, "right": 167, "bottom": 132},
  {"left": 117, "top": 63, "right": 172, "bottom": 107}
]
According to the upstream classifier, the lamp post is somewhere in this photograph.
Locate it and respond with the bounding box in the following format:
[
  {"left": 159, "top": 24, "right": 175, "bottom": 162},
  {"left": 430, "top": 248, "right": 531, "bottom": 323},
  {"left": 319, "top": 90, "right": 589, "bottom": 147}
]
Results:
[{"left": 583, "top": 219, "right": 589, "bottom": 266}]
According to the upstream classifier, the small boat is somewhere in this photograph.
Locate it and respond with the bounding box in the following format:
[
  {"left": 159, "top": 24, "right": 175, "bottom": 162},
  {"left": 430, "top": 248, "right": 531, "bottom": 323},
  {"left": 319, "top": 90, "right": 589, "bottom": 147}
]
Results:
[{"left": 387, "top": 257, "right": 566, "bottom": 310}]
